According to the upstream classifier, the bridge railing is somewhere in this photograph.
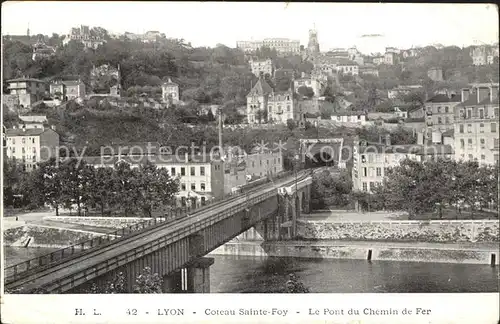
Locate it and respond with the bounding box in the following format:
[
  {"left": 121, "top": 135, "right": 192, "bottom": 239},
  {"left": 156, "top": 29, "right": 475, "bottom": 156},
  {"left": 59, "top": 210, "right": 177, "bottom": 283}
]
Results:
[{"left": 5, "top": 170, "right": 299, "bottom": 282}]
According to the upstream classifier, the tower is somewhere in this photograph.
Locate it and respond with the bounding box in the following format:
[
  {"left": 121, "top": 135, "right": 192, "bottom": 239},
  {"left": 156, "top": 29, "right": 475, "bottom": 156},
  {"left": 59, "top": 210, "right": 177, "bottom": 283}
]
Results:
[
  {"left": 27, "top": 23, "right": 30, "bottom": 37},
  {"left": 307, "top": 28, "right": 320, "bottom": 56}
]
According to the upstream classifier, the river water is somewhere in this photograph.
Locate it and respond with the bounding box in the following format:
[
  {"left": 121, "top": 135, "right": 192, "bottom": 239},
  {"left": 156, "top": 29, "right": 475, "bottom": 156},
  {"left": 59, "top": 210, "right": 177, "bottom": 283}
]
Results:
[{"left": 4, "top": 247, "right": 499, "bottom": 293}]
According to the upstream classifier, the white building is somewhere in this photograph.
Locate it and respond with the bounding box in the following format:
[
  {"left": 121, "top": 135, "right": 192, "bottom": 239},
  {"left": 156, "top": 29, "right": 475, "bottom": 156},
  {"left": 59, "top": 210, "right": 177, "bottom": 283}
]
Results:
[
  {"left": 249, "top": 59, "right": 273, "bottom": 77},
  {"left": 236, "top": 38, "right": 300, "bottom": 54},
  {"left": 331, "top": 112, "right": 367, "bottom": 125},
  {"left": 162, "top": 78, "right": 179, "bottom": 105},
  {"left": 293, "top": 73, "right": 326, "bottom": 97}
]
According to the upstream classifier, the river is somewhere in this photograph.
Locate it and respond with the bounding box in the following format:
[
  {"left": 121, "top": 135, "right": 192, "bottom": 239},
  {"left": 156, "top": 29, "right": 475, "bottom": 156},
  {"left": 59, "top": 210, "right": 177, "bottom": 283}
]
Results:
[{"left": 4, "top": 247, "right": 499, "bottom": 293}]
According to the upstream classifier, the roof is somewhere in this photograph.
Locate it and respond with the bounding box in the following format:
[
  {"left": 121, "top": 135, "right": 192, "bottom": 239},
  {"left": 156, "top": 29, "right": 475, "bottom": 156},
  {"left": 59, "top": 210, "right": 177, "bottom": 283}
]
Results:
[
  {"left": 456, "top": 92, "right": 500, "bottom": 107},
  {"left": 6, "top": 128, "right": 54, "bottom": 137},
  {"left": 162, "top": 77, "right": 178, "bottom": 86},
  {"left": 6, "top": 78, "right": 47, "bottom": 84},
  {"left": 19, "top": 115, "right": 48, "bottom": 123},
  {"left": 78, "top": 154, "right": 218, "bottom": 166},
  {"left": 247, "top": 78, "right": 273, "bottom": 97},
  {"left": 62, "top": 80, "right": 83, "bottom": 86},
  {"left": 426, "top": 94, "right": 462, "bottom": 103},
  {"left": 336, "top": 58, "right": 358, "bottom": 66},
  {"left": 357, "top": 143, "right": 453, "bottom": 155},
  {"left": 442, "top": 129, "right": 454, "bottom": 137}
]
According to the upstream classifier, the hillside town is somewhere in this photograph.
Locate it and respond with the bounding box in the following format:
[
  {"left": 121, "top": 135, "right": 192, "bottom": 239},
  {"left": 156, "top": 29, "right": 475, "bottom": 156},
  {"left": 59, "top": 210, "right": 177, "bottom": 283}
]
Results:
[{"left": 2, "top": 2, "right": 499, "bottom": 301}]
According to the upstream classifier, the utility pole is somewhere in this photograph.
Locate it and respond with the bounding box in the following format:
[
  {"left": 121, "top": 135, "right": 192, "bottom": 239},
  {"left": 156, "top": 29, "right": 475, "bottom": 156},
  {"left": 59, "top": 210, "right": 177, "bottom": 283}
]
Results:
[{"left": 218, "top": 108, "right": 223, "bottom": 157}]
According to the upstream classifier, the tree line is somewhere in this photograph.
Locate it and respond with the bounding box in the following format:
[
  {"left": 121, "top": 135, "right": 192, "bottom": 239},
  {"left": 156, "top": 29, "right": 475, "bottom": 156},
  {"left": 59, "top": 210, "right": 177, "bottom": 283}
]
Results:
[
  {"left": 3, "top": 157, "right": 179, "bottom": 217},
  {"left": 355, "top": 159, "right": 499, "bottom": 219}
]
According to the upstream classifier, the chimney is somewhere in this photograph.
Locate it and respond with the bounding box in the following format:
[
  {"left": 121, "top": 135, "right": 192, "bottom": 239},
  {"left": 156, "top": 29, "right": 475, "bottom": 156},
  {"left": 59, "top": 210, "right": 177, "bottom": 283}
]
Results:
[
  {"left": 477, "top": 87, "right": 489, "bottom": 103},
  {"left": 385, "top": 134, "right": 391, "bottom": 146},
  {"left": 461, "top": 88, "right": 470, "bottom": 102},
  {"left": 185, "top": 152, "right": 188, "bottom": 163}
]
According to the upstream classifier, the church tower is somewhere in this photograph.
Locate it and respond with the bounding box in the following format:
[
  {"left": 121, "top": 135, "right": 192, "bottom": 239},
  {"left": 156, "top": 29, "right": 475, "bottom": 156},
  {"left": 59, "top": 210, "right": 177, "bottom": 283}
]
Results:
[{"left": 307, "top": 25, "right": 320, "bottom": 55}]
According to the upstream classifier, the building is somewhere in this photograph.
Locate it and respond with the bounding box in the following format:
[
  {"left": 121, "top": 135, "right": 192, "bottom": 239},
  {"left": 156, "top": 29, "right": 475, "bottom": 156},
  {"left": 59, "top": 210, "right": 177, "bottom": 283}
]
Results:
[
  {"left": 249, "top": 59, "right": 273, "bottom": 77},
  {"left": 243, "top": 152, "right": 284, "bottom": 178},
  {"left": 359, "top": 64, "right": 379, "bottom": 77},
  {"left": 347, "top": 47, "right": 364, "bottom": 66},
  {"left": 162, "top": 78, "right": 180, "bottom": 105},
  {"left": 351, "top": 135, "right": 452, "bottom": 193},
  {"left": 4, "top": 78, "right": 48, "bottom": 109},
  {"left": 62, "top": 25, "right": 105, "bottom": 49},
  {"left": 331, "top": 112, "right": 367, "bottom": 125},
  {"left": 307, "top": 28, "right": 320, "bottom": 56},
  {"left": 267, "top": 90, "right": 300, "bottom": 124},
  {"left": 293, "top": 73, "right": 326, "bottom": 98},
  {"left": 423, "top": 92, "right": 462, "bottom": 132},
  {"left": 297, "top": 98, "right": 320, "bottom": 116},
  {"left": 246, "top": 77, "right": 274, "bottom": 124},
  {"left": 387, "top": 85, "right": 423, "bottom": 100},
  {"left": 32, "top": 42, "right": 56, "bottom": 61},
  {"left": 49, "top": 80, "right": 86, "bottom": 100},
  {"left": 454, "top": 84, "right": 499, "bottom": 165},
  {"left": 427, "top": 67, "right": 444, "bottom": 82},
  {"left": 236, "top": 38, "right": 300, "bottom": 54},
  {"left": 5, "top": 126, "right": 60, "bottom": 172},
  {"left": 384, "top": 51, "right": 398, "bottom": 65},
  {"left": 471, "top": 46, "right": 499, "bottom": 66},
  {"left": 372, "top": 56, "right": 385, "bottom": 65},
  {"left": 18, "top": 115, "right": 49, "bottom": 130},
  {"left": 336, "top": 59, "right": 359, "bottom": 75}
]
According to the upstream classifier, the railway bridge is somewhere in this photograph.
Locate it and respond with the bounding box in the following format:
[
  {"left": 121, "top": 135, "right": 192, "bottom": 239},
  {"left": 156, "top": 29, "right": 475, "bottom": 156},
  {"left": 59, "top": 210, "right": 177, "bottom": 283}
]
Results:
[{"left": 5, "top": 171, "right": 313, "bottom": 294}]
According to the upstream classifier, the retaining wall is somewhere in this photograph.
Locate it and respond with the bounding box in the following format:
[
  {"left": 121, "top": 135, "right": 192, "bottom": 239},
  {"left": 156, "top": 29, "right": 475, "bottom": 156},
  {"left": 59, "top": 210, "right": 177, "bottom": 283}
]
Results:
[
  {"left": 297, "top": 220, "right": 499, "bottom": 243},
  {"left": 42, "top": 216, "right": 164, "bottom": 229}
]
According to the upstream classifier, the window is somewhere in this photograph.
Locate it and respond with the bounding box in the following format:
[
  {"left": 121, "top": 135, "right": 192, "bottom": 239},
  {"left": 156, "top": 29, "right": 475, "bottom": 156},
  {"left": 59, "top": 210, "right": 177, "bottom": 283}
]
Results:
[
  {"left": 361, "top": 155, "right": 366, "bottom": 163},
  {"left": 252, "top": 161, "right": 255, "bottom": 167},
  {"left": 479, "top": 108, "right": 484, "bottom": 119},
  {"left": 171, "top": 167, "right": 176, "bottom": 176},
  {"left": 494, "top": 154, "right": 499, "bottom": 163},
  {"left": 363, "top": 167, "right": 367, "bottom": 177},
  {"left": 22, "top": 148, "right": 25, "bottom": 154},
  {"left": 495, "top": 108, "right": 499, "bottom": 117},
  {"left": 481, "top": 154, "right": 486, "bottom": 160},
  {"left": 445, "top": 106, "right": 449, "bottom": 113},
  {"left": 384, "top": 167, "right": 389, "bottom": 175},
  {"left": 460, "top": 139, "right": 465, "bottom": 149},
  {"left": 11, "top": 148, "right": 15, "bottom": 153},
  {"left": 468, "top": 138, "right": 473, "bottom": 147},
  {"left": 491, "top": 123, "right": 497, "bottom": 133},
  {"left": 181, "top": 167, "right": 186, "bottom": 176},
  {"left": 190, "top": 167, "right": 195, "bottom": 176},
  {"left": 376, "top": 167, "right": 382, "bottom": 176},
  {"left": 181, "top": 183, "right": 186, "bottom": 191},
  {"left": 200, "top": 167, "right": 205, "bottom": 176},
  {"left": 437, "top": 106, "right": 441, "bottom": 113},
  {"left": 466, "top": 109, "right": 472, "bottom": 119},
  {"left": 480, "top": 138, "right": 485, "bottom": 148},
  {"left": 495, "top": 138, "right": 500, "bottom": 149},
  {"left": 369, "top": 182, "right": 375, "bottom": 190},
  {"left": 437, "top": 117, "right": 442, "bottom": 124},
  {"left": 191, "top": 183, "right": 196, "bottom": 190},
  {"left": 268, "top": 105, "right": 272, "bottom": 112},
  {"left": 459, "top": 124, "right": 464, "bottom": 133},
  {"left": 368, "top": 154, "right": 374, "bottom": 163},
  {"left": 260, "top": 160, "right": 262, "bottom": 166},
  {"left": 32, "top": 148, "right": 36, "bottom": 153},
  {"left": 480, "top": 123, "right": 485, "bottom": 133},
  {"left": 362, "top": 182, "right": 367, "bottom": 192},
  {"left": 287, "top": 105, "right": 290, "bottom": 112},
  {"left": 468, "top": 154, "right": 473, "bottom": 160},
  {"left": 278, "top": 158, "right": 280, "bottom": 163},
  {"left": 32, "top": 138, "right": 35, "bottom": 144},
  {"left": 467, "top": 124, "right": 472, "bottom": 133},
  {"left": 22, "top": 138, "right": 26, "bottom": 144},
  {"left": 12, "top": 139, "right": 15, "bottom": 144}
]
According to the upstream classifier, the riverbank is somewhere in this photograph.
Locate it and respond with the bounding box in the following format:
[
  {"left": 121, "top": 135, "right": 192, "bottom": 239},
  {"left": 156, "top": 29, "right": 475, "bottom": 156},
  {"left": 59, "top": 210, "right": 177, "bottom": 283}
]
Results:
[{"left": 209, "top": 240, "right": 499, "bottom": 265}]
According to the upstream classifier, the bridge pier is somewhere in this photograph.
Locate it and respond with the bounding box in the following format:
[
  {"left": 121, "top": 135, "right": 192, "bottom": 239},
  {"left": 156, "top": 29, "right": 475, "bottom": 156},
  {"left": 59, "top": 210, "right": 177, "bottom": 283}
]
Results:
[
  {"left": 186, "top": 257, "right": 214, "bottom": 293},
  {"left": 162, "top": 269, "right": 183, "bottom": 293}
]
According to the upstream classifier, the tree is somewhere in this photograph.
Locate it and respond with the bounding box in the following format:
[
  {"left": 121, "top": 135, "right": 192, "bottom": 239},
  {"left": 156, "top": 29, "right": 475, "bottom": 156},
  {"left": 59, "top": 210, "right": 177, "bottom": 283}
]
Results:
[
  {"left": 285, "top": 274, "right": 309, "bottom": 293},
  {"left": 88, "top": 167, "right": 117, "bottom": 216},
  {"left": 30, "top": 158, "right": 64, "bottom": 215},
  {"left": 297, "top": 86, "right": 315, "bottom": 99},
  {"left": 133, "top": 267, "right": 163, "bottom": 293},
  {"left": 135, "top": 162, "right": 179, "bottom": 217},
  {"left": 59, "top": 158, "right": 95, "bottom": 216},
  {"left": 286, "top": 119, "right": 296, "bottom": 131}
]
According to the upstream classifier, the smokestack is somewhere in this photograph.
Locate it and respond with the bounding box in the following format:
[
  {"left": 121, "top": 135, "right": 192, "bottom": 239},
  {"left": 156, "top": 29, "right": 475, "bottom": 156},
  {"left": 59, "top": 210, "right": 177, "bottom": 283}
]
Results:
[
  {"left": 218, "top": 108, "right": 223, "bottom": 157},
  {"left": 461, "top": 88, "right": 470, "bottom": 103}
]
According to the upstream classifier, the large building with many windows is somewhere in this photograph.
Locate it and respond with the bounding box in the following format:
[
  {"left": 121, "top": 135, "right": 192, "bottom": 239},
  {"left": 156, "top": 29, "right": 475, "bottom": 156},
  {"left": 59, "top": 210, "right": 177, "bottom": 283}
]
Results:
[
  {"left": 5, "top": 126, "right": 60, "bottom": 172},
  {"left": 236, "top": 38, "right": 300, "bottom": 54},
  {"left": 454, "top": 84, "right": 499, "bottom": 165}
]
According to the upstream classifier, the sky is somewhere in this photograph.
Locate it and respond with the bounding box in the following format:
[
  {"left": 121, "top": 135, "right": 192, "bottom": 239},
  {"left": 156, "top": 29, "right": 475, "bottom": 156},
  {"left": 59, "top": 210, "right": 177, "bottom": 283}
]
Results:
[{"left": 2, "top": 2, "right": 499, "bottom": 54}]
